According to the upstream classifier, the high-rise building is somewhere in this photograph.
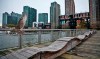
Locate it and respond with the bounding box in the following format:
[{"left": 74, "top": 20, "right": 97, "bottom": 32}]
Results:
[
  {"left": 89, "top": 0, "right": 100, "bottom": 29},
  {"left": 11, "top": 12, "right": 21, "bottom": 25},
  {"left": 2, "top": 12, "right": 21, "bottom": 28},
  {"left": 38, "top": 13, "right": 48, "bottom": 25},
  {"left": 7, "top": 15, "right": 17, "bottom": 25},
  {"left": 65, "top": 0, "right": 75, "bottom": 15},
  {"left": 23, "top": 6, "right": 30, "bottom": 27},
  {"left": 2, "top": 12, "right": 9, "bottom": 28},
  {"left": 50, "top": 2, "right": 60, "bottom": 29},
  {"left": 23, "top": 6, "right": 37, "bottom": 27},
  {"left": 10, "top": 12, "right": 21, "bottom": 25}
]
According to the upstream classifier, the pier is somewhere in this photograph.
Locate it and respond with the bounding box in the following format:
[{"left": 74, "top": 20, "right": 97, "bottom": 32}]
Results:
[{"left": 0, "top": 29, "right": 98, "bottom": 59}]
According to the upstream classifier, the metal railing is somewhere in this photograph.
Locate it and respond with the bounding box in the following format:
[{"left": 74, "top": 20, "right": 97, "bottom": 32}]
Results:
[{"left": 0, "top": 29, "right": 90, "bottom": 50}]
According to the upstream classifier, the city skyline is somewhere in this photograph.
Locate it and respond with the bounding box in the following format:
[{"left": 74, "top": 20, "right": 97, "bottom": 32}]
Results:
[{"left": 0, "top": 0, "right": 89, "bottom": 26}]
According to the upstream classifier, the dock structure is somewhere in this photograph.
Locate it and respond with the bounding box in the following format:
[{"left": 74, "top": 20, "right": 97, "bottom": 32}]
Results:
[{"left": 0, "top": 30, "right": 96, "bottom": 59}]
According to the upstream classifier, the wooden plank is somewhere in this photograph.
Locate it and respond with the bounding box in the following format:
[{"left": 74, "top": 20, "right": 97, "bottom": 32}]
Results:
[
  {"left": 16, "top": 48, "right": 29, "bottom": 53},
  {"left": 26, "top": 47, "right": 39, "bottom": 51},
  {"left": 89, "top": 31, "right": 93, "bottom": 34},
  {"left": 57, "top": 37, "right": 74, "bottom": 42},
  {"left": 77, "top": 35, "right": 86, "bottom": 40},
  {"left": 25, "top": 50, "right": 39, "bottom": 55},
  {"left": 11, "top": 52, "right": 28, "bottom": 59},
  {"left": 18, "top": 51, "right": 32, "bottom": 58},
  {"left": 0, "top": 56, "right": 7, "bottom": 59},
  {"left": 41, "top": 41, "right": 67, "bottom": 52},
  {"left": 6, "top": 47, "right": 40, "bottom": 59},
  {"left": 6, "top": 54, "right": 18, "bottom": 59},
  {"left": 84, "top": 32, "right": 90, "bottom": 36}
]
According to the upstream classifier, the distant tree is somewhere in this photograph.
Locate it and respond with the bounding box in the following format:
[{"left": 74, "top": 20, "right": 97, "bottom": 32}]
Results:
[{"left": 80, "top": 21, "right": 86, "bottom": 29}]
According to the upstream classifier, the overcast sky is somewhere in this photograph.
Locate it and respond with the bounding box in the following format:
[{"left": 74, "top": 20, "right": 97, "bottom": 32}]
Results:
[{"left": 0, "top": 0, "right": 89, "bottom": 26}]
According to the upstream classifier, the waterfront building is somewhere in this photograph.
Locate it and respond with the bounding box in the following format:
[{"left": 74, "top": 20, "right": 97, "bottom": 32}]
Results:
[
  {"left": 33, "top": 22, "right": 44, "bottom": 29},
  {"left": 2, "top": 12, "right": 22, "bottom": 28},
  {"left": 38, "top": 13, "right": 48, "bottom": 25},
  {"left": 89, "top": 0, "right": 100, "bottom": 29},
  {"left": 59, "top": 12, "right": 90, "bottom": 29},
  {"left": 65, "top": 0, "right": 75, "bottom": 15},
  {"left": 7, "top": 15, "right": 17, "bottom": 26},
  {"left": 23, "top": 6, "right": 37, "bottom": 27},
  {"left": 7, "top": 12, "right": 21, "bottom": 26},
  {"left": 11, "top": 12, "right": 21, "bottom": 25},
  {"left": 50, "top": 2, "right": 60, "bottom": 29},
  {"left": 2, "top": 12, "right": 9, "bottom": 28}
]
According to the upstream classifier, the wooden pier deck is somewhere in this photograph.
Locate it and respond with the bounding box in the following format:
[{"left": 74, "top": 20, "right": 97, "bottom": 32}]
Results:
[
  {"left": 0, "top": 30, "right": 96, "bottom": 59},
  {"left": 56, "top": 31, "right": 100, "bottom": 59}
]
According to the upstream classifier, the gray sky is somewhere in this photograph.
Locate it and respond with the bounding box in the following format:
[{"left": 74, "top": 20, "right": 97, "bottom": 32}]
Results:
[{"left": 0, "top": 0, "right": 89, "bottom": 26}]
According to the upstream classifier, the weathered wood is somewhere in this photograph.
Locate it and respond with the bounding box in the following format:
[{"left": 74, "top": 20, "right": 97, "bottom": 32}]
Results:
[
  {"left": 14, "top": 47, "right": 40, "bottom": 59},
  {"left": 41, "top": 41, "right": 68, "bottom": 52},
  {"left": 57, "top": 37, "right": 75, "bottom": 42},
  {"left": 89, "top": 31, "right": 93, "bottom": 34},
  {"left": 0, "top": 30, "right": 94, "bottom": 59},
  {"left": 16, "top": 48, "right": 29, "bottom": 53},
  {"left": 11, "top": 52, "right": 28, "bottom": 59},
  {"left": 77, "top": 35, "right": 86, "bottom": 40},
  {"left": 28, "top": 47, "right": 40, "bottom": 52},
  {"left": 25, "top": 50, "right": 39, "bottom": 55},
  {"left": 6, "top": 54, "right": 18, "bottom": 59},
  {"left": 0, "top": 56, "right": 7, "bottom": 59},
  {"left": 84, "top": 32, "right": 91, "bottom": 36},
  {"left": 41, "top": 39, "right": 80, "bottom": 59},
  {"left": 17, "top": 51, "right": 32, "bottom": 58}
]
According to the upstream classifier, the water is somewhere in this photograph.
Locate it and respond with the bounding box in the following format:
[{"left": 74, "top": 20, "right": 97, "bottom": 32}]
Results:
[
  {"left": 0, "top": 34, "right": 19, "bottom": 50},
  {"left": 0, "top": 31, "right": 68, "bottom": 50},
  {"left": 0, "top": 34, "right": 51, "bottom": 50}
]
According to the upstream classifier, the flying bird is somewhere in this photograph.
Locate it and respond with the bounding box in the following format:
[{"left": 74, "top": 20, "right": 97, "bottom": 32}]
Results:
[
  {"left": 14, "top": 14, "right": 27, "bottom": 33},
  {"left": 16, "top": 14, "right": 27, "bottom": 30}
]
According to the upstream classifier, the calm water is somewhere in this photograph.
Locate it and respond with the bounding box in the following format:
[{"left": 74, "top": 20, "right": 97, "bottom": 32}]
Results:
[{"left": 0, "top": 32, "right": 67, "bottom": 50}]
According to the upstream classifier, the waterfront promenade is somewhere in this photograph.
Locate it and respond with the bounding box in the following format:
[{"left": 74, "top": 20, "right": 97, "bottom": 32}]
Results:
[
  {"left": 56, "top": 31, "right": 100, "bottom": 59},
  {"left": 0, "top": 29, "right": 99, "bottom": 59}
]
